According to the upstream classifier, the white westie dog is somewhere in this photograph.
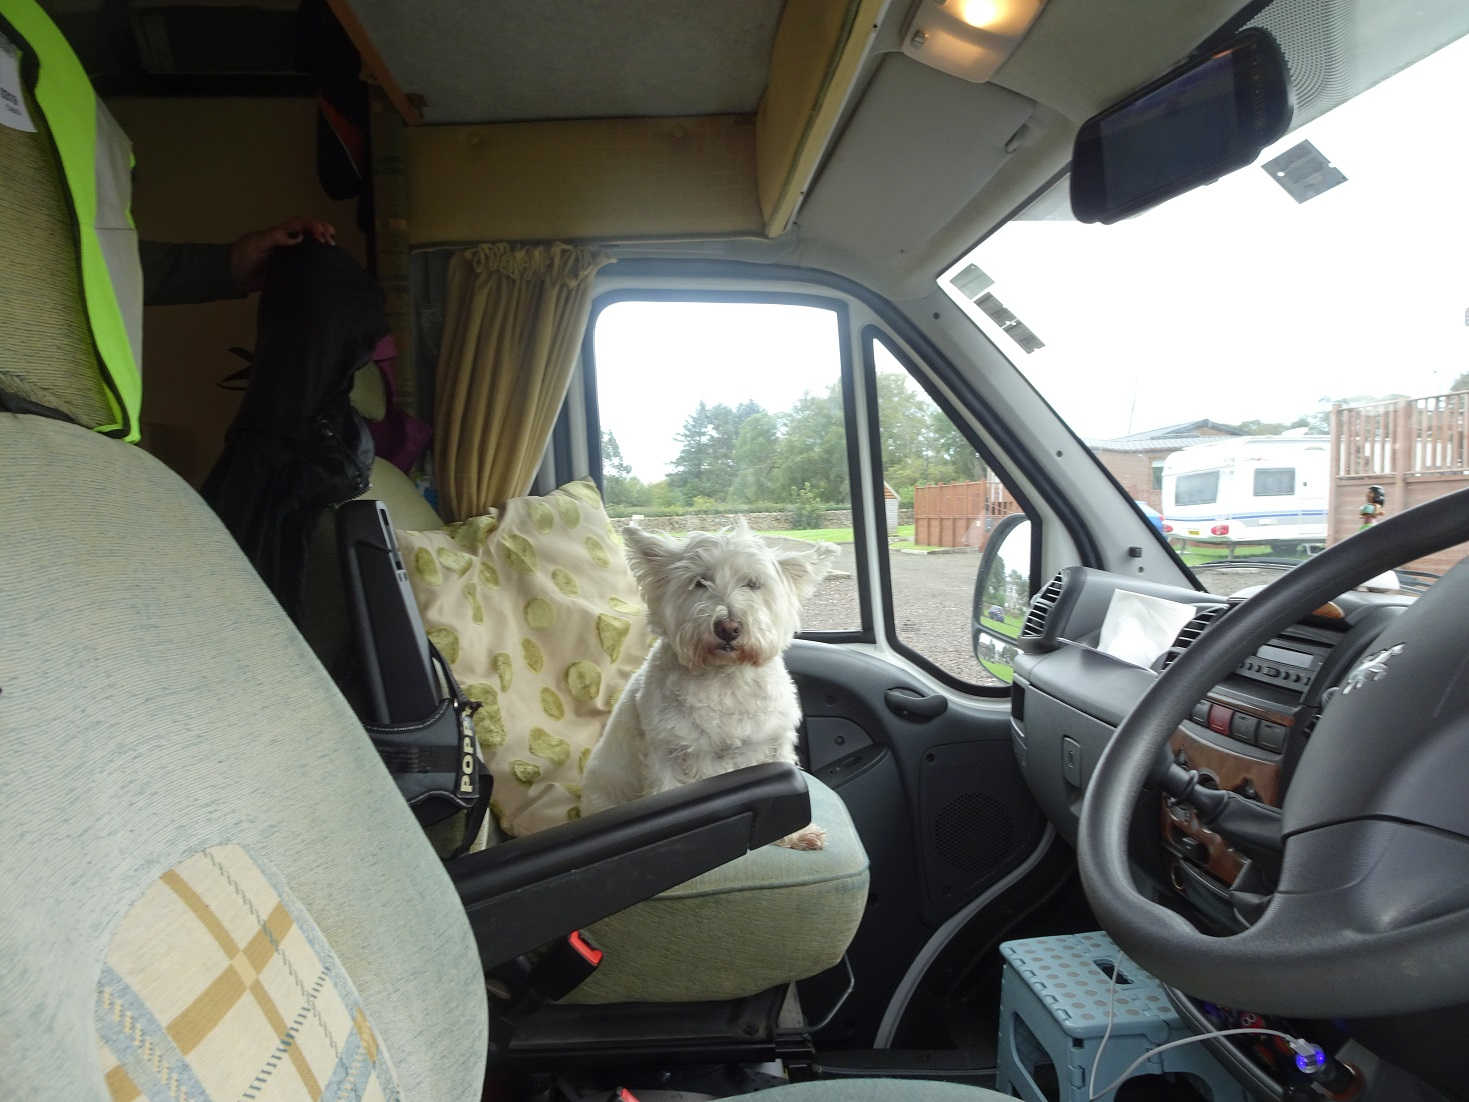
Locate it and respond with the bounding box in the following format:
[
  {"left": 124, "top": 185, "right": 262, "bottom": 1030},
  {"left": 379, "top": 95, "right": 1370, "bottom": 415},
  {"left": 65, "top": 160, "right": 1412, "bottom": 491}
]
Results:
[{"left": 580, "top": 521, "right": 837, "bottom": 849}]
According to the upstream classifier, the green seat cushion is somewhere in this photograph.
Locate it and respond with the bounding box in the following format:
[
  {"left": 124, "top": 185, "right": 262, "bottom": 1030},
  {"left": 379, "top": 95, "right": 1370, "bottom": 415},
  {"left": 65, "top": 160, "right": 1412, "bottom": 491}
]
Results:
[{"left": 564, "top": 775, "right": 870, "bottom": 1003}]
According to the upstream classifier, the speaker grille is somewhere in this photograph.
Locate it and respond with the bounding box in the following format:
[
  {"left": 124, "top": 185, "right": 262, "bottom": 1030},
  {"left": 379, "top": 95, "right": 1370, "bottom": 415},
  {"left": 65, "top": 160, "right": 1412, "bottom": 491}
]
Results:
[{"left": 934, "top": 792, "right": 1014, "bottom": 875}]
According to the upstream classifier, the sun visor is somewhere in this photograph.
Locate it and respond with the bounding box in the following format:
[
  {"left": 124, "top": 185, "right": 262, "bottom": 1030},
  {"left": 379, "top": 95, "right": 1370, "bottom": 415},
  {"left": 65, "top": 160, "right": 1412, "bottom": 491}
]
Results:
[{"left": 798, "top": 55, "right": 1034, "bottom": 270}]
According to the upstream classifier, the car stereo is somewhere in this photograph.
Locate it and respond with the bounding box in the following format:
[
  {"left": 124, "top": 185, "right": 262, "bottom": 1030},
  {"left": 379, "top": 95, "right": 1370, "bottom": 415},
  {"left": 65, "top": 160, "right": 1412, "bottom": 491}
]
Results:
[{"left": 1233, "top": 637, "right": 1329, "bottom": 693}]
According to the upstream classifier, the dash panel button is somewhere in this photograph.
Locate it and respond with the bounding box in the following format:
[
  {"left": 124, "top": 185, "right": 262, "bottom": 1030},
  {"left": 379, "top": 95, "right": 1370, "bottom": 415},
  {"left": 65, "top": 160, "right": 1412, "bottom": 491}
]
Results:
[
  {"left": 1208, "top": 704, "right": 1234, "bottom": 736},
  {"left": 1061, "top": 737, "right": 1083, "bottom": 787},
  {"left": 1230, "top": 712, "right": 1259, "bottom": 744},
  {"left": 1257, "top": 721, "right": 1288, "bottom": 752}
]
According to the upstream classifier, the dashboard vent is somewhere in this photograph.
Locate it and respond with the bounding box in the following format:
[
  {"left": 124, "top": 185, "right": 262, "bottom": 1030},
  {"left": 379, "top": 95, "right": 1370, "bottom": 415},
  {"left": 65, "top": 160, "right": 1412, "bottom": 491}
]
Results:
[
  {"left": 1021, "top": 572, "right": 1066, "bottom": 638},
  {"left": 1160, "top": 603, "right": 1231, "bottom": 670}
]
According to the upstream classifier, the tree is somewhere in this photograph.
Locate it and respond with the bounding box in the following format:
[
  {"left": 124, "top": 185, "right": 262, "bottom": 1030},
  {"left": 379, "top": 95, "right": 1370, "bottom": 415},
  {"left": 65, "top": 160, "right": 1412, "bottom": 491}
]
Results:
[
  {"left": 873, "top": 373, "right": 931, "bottom": 497},
  {"left": 872, "top": 370, "right": 987, "bottom": 498},
  {"left": 729, "top": 411, "right": 781, "bottom": 503},
  {"left": 1236, "top": 418, "right": 1290, "bottom": 436},
  {"left": 1451, "top": 372, "right": 1469, "bottom": 392},
  {"left": 602, "top": 430, "right": 631, "bottom": 478},
  {"left": 600, "top": 431, "right": 646, "bottom": 505},
  {"left": 669, "top": 401, "right": 767, "bottom": 502},
  {"left": 1237, "top": 409, "right": 1330, "bottom": 436},
  {"left": 772, "top": 386, "right": 848, "bottom": 503},
  {"left": 926, "top": 408, "right": 986, "bottom": 485}
]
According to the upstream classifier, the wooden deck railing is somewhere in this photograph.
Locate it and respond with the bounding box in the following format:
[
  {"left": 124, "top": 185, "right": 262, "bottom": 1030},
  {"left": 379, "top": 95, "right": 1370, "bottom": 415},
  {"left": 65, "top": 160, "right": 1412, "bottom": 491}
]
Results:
[{"left": 1333, "top": 391, "right": 1469, "bottom": 477}]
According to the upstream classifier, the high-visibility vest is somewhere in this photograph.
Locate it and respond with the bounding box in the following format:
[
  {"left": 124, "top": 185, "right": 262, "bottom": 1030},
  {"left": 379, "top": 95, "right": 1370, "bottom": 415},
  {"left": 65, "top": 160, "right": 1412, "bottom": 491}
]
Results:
[{"left": 2, "top": 0, "right": 142, "bottom": 441}]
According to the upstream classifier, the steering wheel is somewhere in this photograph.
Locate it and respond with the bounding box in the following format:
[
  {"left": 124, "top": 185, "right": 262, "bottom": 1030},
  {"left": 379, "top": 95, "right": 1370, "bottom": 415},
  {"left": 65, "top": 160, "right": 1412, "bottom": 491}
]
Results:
[{"left": 1079, "top": 487, "right": 1469, "bottom": 1019}]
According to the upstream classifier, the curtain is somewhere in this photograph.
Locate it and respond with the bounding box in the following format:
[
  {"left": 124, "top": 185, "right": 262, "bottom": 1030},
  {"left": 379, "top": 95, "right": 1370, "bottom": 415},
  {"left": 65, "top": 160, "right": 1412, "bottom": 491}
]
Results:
[{"left": 433, "top": 242, "right": 612, "bottom": 520}]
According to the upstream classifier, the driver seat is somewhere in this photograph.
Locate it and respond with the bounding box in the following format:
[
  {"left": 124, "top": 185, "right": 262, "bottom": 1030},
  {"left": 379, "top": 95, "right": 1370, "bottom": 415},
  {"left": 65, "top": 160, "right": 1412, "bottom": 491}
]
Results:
[{"left": 0, "top": 413, "right": 1015, "bottom": 1102}]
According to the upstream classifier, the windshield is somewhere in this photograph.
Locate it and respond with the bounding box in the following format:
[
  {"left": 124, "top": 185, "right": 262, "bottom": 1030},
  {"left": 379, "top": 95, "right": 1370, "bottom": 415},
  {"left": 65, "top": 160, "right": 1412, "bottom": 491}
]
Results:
[{"left": 942, "top": 27, "right": 1469, "bottom": 597}]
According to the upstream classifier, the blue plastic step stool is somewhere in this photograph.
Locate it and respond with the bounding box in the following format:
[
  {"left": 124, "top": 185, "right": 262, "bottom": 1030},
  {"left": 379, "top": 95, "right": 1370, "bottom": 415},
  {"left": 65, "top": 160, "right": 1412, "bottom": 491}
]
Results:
[{"left": 996, "top": 931, "right": 1247, "bottom": 1102}]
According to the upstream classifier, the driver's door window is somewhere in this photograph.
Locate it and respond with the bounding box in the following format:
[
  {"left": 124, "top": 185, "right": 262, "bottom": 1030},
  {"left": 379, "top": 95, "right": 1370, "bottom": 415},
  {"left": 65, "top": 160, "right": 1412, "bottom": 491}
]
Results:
[{"left": 867, "top": 333, "right": 1035, "bottom": 688}]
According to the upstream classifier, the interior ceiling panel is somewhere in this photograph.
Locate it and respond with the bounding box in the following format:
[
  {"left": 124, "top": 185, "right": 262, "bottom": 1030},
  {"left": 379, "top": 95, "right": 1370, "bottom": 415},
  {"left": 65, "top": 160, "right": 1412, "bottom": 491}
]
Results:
[
  {"left": 798, "top": 54, "right": 1034, "bottom": 269},
  {"left": 348, "top": 0, "right": 786, "bottom": 124}
]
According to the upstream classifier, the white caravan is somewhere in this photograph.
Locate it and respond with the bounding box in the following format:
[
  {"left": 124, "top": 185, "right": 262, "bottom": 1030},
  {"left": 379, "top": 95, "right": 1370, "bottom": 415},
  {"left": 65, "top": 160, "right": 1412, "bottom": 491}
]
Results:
[{"left": 1161, "top": 435, "right": 1330, "bottom": 548}]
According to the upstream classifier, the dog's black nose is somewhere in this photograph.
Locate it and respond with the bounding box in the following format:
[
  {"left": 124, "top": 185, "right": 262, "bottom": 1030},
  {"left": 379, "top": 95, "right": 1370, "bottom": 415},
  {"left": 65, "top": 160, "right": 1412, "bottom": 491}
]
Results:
[{"left": 714, "top": 618, "right": 742, "bottom": 642}]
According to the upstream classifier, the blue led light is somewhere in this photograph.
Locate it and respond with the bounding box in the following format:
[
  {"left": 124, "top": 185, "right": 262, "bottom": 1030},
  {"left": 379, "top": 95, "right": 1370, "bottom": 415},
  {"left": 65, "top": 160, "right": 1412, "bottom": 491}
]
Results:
[{"left": 1296, "top": 1046, "right": 1327, "bottom": 1074}]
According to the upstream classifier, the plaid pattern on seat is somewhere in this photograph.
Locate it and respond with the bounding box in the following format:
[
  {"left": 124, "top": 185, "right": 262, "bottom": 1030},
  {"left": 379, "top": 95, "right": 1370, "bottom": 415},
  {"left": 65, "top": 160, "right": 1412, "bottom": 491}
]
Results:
[{"left": 95, "top": 845, "right": 400, "bottom": 1102}]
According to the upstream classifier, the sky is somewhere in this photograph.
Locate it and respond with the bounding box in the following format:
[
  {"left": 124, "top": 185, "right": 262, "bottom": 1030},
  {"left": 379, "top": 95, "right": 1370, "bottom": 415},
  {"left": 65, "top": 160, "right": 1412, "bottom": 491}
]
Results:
[
  {"left": 594, "top": 26, "right": 1469, "bottom": 480},
  {"left": 594, "top": 301, "right": 846, "bottom": 482}
]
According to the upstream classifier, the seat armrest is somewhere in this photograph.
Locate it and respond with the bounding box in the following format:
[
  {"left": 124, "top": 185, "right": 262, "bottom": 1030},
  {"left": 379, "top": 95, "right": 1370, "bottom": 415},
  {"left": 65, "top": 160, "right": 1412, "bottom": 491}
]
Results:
[{"left": 447, "top": 763, "right": 810, "bottom": 968}]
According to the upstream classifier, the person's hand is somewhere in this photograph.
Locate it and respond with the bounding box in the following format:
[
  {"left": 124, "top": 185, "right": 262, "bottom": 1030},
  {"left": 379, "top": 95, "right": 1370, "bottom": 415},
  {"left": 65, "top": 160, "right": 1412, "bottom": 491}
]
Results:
[{"left": 229, "top": 217, "right": 337, "bottom": 292}]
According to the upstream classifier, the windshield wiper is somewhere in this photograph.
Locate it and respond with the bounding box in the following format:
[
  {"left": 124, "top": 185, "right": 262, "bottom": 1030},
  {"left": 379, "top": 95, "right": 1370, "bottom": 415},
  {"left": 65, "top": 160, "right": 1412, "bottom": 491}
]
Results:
[
  {"left": 1191, "top": 557, "right": 1303, "bottom": 569},
  {"left": 1395, "top": 569, "right": 1440, "bottom": 595}
]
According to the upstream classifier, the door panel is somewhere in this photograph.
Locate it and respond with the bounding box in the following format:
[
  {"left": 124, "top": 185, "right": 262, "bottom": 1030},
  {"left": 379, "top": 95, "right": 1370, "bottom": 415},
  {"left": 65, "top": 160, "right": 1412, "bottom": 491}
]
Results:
[{"left": 788, "top": 640, "right": 1046, "bottom": 1047}]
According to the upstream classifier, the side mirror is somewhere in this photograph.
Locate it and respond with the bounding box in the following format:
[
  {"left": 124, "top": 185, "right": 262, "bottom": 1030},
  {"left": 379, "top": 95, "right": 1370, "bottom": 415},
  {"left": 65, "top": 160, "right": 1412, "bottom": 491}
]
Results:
[{"left": 970, "top": 513, "right": 1031, "bottom": 685}]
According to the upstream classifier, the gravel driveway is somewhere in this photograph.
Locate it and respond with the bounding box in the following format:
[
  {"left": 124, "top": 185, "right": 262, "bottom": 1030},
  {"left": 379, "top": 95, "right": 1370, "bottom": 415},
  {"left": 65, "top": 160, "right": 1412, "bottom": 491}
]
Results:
[{"left": 788, "top": 541, "right": 999, "bottom": 686}]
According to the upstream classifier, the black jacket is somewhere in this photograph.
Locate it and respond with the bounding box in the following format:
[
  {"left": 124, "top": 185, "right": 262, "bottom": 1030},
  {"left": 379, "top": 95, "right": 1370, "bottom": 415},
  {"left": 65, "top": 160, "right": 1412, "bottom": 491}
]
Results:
[
  {"left": 139, "top": 241, "right": 243, "bottom": 305},
  {"left": 201, "top": 241, "right": 385, "bottom": 623}
]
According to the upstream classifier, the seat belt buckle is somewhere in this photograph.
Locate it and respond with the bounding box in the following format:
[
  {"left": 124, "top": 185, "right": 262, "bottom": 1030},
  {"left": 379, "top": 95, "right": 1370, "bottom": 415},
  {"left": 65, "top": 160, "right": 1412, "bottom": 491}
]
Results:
[{"left": 528, "top": 930, "right": 603, "bottom": 1002}]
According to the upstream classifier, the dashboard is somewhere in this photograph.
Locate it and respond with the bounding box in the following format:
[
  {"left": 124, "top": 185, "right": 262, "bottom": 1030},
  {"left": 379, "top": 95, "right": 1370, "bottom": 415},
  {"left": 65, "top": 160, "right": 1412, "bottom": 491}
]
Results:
[{"left": 1007, "top": 566, "right": 1414, "bottom": 1096}]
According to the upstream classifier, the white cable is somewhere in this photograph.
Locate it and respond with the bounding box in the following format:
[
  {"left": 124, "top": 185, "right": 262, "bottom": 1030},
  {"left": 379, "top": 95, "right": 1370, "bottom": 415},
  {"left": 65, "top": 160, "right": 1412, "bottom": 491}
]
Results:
[
  {"left": 1085, "top": 958, "right": 1317, "bottom": 1100},
  {"left": 1087, "top": 958, "right": 1121, "bottom": 1100}
]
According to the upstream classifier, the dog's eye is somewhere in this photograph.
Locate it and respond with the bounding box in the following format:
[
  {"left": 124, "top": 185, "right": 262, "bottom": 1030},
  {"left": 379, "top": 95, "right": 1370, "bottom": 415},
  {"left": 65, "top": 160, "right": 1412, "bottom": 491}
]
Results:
[
  {"left": 743, "top": 579, "right": 762, "bottom": 590},
  {"left": 693, "top": 577, "right": 712, "bottom": 590}
]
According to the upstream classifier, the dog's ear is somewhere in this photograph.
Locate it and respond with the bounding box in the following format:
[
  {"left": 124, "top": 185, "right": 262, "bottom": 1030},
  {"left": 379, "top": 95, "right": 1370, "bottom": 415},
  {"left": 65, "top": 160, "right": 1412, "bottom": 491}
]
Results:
[
  {"left": 622, "top": 524, "right": 682, "bottom": 589},
  {"left": 776, "top": 540, "right": 839, "bottom": 601}
]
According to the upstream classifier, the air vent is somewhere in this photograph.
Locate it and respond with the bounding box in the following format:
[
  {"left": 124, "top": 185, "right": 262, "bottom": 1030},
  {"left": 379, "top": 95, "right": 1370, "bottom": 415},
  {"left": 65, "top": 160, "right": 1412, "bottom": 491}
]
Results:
[
  {"left": 1159, "top": 603, "right": 1230, "bottom": 670},
  {"left": 1021, "top": 573, "right": 1066, "bottom": 638}
]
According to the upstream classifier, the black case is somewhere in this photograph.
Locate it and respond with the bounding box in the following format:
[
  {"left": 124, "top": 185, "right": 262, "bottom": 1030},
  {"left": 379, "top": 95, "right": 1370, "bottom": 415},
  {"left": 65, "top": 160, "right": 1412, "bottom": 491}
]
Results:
[{"left": 336, "top": 500, "right": 489, "bottom": 851}]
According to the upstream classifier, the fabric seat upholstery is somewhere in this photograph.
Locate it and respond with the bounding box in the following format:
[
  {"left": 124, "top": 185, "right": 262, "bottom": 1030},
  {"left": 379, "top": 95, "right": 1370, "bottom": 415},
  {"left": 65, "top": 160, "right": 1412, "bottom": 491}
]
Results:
[
  {"left": 567, "top": 775, "right": 869, "bottom": 1003},
  {"left": 0, "top": 416, "right": 487, "bottom": 1098}
]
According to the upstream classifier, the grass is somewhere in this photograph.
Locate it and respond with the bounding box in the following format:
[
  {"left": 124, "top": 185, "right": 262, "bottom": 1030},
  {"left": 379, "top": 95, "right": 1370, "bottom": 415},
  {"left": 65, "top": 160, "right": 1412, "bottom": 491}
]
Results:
[
  {"left": 1176, "top": 543, "right": 1283, "bottom": 567},
  {"left": 888, "top": 523, "right": 944, "bottom": 552},
  {"left": 754, "top": 523, "right": 944, "bottom": 552},
  {"left": 979, "top": 610, "right": 1025, "bottom": 640},
  {"left": 756, "top": 526, "right": 854, "bottom": 544},
  {"left": 975, "top": 609, "right": 1027, "bottom": 684},
  {"left": 980, "top": 658, "right": 1016, "bottom": 684}
]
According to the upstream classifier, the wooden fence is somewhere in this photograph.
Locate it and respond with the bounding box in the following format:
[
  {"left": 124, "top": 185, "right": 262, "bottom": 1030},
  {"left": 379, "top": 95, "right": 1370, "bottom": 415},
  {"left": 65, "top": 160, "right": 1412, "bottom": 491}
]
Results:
[
  {"left": 1329, "top": 391, "right": 1469, "bottom": 577},
  {"left": 913, "top": 480, "right": 1019, "bottom": 549}
]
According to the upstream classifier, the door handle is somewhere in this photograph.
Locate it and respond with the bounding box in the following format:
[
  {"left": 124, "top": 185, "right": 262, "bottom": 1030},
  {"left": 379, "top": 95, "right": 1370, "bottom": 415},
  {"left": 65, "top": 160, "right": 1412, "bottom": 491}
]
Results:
[{"left": 884, "top": 688, "right": 948, "bottom": 721}]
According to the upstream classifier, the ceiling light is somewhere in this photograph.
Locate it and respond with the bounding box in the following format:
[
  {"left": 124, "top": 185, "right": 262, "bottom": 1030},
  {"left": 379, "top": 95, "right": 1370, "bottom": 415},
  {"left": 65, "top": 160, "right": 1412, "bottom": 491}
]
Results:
[
  {"left": 957, "top": 0, "right": 1003, "bottom": 29},
  {"left": 902, "top": 0, "right": 1048, "bottom": 83}
]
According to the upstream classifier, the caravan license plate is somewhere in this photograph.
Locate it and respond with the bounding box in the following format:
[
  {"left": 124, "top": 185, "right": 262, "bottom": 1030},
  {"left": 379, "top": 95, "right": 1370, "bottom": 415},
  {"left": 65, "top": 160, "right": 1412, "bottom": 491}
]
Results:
[{"left": 1187, "top": 528, "right": 1201, "bottom": 536}]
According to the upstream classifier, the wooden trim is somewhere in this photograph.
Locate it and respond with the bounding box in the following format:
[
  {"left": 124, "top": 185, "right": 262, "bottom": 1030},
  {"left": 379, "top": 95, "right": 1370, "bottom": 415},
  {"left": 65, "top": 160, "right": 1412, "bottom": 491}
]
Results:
[
  {"left": 406, "top": 116, "right": 762, "bottom": 245},
  {"left": 1164, "top": 726, "right": 1281, "bottom": 886},
  {"left": 325, "top": 0, "right": 423, "bottom": 125},
  {"left": 761, "top": 0, "right": 888, "bottom": 237}
]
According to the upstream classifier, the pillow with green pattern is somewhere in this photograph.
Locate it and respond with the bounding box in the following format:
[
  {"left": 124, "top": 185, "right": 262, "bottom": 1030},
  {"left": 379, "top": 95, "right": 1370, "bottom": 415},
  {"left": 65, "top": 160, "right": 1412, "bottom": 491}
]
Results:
[{"left": 396, "top": 479, "right": 651, "bottom": 838}]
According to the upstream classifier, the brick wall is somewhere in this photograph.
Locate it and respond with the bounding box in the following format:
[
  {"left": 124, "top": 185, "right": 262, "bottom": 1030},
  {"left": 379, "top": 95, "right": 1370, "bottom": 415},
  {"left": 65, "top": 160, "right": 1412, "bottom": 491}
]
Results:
[{"left": 1094, "top": 450, "right": 1164, "bottom": 511}]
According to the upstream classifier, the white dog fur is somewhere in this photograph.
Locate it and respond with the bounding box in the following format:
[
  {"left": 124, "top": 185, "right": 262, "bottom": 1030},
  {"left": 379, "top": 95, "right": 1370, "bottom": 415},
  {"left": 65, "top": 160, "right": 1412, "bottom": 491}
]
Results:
[{"left": 580, "top": 521, "right": 838, "bottom": 849}]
